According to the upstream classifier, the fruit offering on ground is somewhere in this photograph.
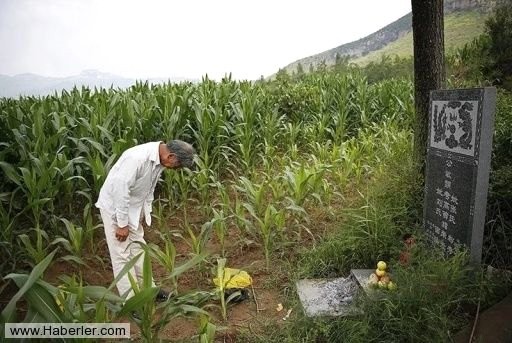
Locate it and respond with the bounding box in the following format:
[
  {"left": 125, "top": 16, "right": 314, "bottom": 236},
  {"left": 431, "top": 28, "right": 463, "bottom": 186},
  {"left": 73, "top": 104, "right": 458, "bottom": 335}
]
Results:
[
  {"left": 368, "top": 273, "right": 379, "bottom": 287},
  {"left": 388, "top": 281, "right": 397, "bottom": 291},
  {"left": 367, "top": 261, "right": 396, "bottom": 290},
  {"left": 380, "top": 275, "right": 390, "bottom": 284}
]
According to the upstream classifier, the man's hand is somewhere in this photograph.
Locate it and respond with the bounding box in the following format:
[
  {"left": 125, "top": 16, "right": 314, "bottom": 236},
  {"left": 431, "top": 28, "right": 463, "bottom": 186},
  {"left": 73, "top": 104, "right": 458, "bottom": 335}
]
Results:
[{"left": 115, "top": 226, "right": 130, "bottom": 242}]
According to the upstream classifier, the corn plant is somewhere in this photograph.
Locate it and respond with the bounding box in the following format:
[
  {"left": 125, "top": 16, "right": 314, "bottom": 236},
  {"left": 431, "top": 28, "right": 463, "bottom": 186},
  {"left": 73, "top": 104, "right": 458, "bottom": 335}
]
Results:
[
  {"left": 150, "top": 235, "right": 177, "bottom": 289},
  {"left": 283, "top": 122, "right": 303, "bottom": 150},
  {"left": 1, "top": 249, "right": 121, "bottom": 343},
  {"left": 198, "top": 314, "right": 216, "bottom": 343},
  {"left": 51, "top": 218, "right": 91, "bottom": 265},
  {"left": 163, "top": 169, "right": 193, "bottom": 207},
  {"left": 231, "top": 188, "right": 252, "bottom": 239},
  {"left": 215, "top": 258, "right": 234, "bottom": 320},
  {"left": 190, "top": 156, "right": 220, "bottom": 215},
  {"left": 17, "top": 228, "right": 50, "bottom": 266},
  {"left": 188, "top": 87, "right": 234, "bottom": 176},
  {"left": 0, "top": 191, "right": 25, "bottom": 272},
  {"left": 349, "top": 74, "right": 374, "bottom": 127},
  {"left": 152, "top": 197, "right": 169, "bottom": 230},
  {"left": 261, "top": 108, "right": 285, "bottom": 150},
  {"left": 66, "top": 253, "right": 147, "bottom": 319},
  {"left": 244, "top": 204, "right": 286, "bottom": 269},
  {"left": 230, "top": 87, "right": 263, "bottom": 172},
  {"left": 83, "top": 150, "right": 117, "bottom": 196},
  {"left": 120, "top": 251, "right": 159, "bottom": 340},
  {"left": 174, "top": 214, "right": 213, "bottom": 258},
  {"left": 155, "top": 87, "right": 191, "bottom": 141},
  {"left": 217, "top": 182, "right": 230, "bottom": 209},
  {"left": 120, "top": 243, "right": 210, "bottom": 341},
  {"left": 235, "top": 176, "right": 268, "bottom": 218},
  {"left": 310, "top": 109, "right": 331, "bottom": 143},
  {"left": 329, "top": 79, "right": 351, "bottom": 144},
  {"left": 258, "top": 144, "right": 279, "bottom": 177},
  {"left": 281, "top": 161, "right": 328, "bottom": 209},
  {"left": 1, "top": 249, "right": 59, "bottom": 327},
  {"left": 148, "top": 232, "right": 206, "bottom": 293},
  {"left": 82, "top": 201, "right": 102, "bottom": 254},
  {"left": 2, "top": 246, "right": 136, "bottom": 329},
  {"left": 337, "top": 138, "right": 365, "bottom": 186},
  {"left": 13, "top": 250, "right": 144, "bottom": 324},
  {"left": 210, "top": 208, "right": 229, "bottom": 257}
]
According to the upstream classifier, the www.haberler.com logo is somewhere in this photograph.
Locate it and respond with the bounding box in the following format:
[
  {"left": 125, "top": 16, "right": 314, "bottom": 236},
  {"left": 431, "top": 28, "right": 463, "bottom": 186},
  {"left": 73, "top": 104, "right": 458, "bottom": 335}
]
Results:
[{"left": 5, "top": 323, "right": 130, "bottom": 338}]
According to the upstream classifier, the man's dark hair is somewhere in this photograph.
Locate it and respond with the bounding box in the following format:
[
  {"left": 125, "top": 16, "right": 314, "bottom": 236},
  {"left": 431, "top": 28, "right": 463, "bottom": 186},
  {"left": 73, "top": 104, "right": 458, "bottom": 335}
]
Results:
[{"left": 166, "top": 140, "right": 196, "bottom": 168}]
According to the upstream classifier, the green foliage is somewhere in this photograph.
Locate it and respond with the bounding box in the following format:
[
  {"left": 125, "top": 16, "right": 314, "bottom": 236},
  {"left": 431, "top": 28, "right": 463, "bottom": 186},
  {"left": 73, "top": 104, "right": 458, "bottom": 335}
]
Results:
[
  {"left": 132, "top": 242, "right": 210, "bottom": 340},
  {"left": 51, "top": 218, "right": 88, "bottom": 265},
  {"left": 446, "top": 2, "right": 512, "bottom": 89},
  {"left": 174, "top": 214, "right": 213, "bottom": 258},
  {"left": 246, "top": 202, "right": 286, "bottom": 269},
  {"left": 298, "top": 120, "right": 417, "bottom": 278},
  {"left": 214, "top": 258, "right": 229, "bottom": 321},
  {"left": 362, "top": 55, "right": 413, "bottom": 83},
  {"left": 483, "top": 0, "right": 512, "bottom": 89},
  {"left": 446, "top": 35, "right": 491, "bottom": 87},
  {"left": 484, "top": 89, "right": 512, "bottom": 268},
  {"left": 198, "top": 314, "right": 217, "bottom": 343},
  {"left": 1, "top": 249, "right": 59, "bottom": 325}
]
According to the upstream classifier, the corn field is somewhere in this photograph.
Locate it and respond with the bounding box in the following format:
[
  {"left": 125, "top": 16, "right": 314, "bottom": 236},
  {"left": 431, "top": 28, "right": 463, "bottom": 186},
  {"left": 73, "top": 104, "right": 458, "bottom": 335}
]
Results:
[{"left": 0, "top": 72, "right": 415, "bottom": 339}]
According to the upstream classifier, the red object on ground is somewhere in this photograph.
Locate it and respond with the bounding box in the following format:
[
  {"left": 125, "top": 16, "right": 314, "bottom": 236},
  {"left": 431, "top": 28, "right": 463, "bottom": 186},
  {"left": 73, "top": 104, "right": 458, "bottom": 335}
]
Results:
[{"left": 399, "top": 234, "right": 416, "bottom": 266}]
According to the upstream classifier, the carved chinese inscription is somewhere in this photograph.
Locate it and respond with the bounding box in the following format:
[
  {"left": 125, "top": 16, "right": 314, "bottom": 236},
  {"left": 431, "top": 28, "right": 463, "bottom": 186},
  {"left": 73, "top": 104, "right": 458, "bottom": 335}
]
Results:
[{"left": 424, "top": 88, "right": 496, "bottom": 264}]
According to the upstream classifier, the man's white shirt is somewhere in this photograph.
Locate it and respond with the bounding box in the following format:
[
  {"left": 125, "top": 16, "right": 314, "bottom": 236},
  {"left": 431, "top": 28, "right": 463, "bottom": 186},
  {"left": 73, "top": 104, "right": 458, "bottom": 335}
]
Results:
[{"left": 95, "top": 141, "right": 165, "bottom": 229}]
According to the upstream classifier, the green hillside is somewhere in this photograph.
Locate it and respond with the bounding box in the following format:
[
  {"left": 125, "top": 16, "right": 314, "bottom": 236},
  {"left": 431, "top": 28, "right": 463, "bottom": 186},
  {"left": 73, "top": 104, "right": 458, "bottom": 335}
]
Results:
[{"left": 353, "top": 11, "right": 487, "bottom": 65}]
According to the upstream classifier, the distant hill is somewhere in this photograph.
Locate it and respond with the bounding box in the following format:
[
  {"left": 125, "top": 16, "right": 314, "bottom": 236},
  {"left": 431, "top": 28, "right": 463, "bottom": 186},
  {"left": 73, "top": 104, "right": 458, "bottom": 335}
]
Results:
[
  {"left": 0, "top": 70, "right": 196, "bottom": 99},
  {"left": 282, "top": 0, "right": 494, "bottom": 74}
]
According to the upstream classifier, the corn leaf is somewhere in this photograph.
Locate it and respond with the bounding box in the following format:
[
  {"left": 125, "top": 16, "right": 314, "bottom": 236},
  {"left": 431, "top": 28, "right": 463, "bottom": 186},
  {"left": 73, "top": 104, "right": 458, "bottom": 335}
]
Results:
[
  {"left": 118, "top": 286, "right": 159, "bottom": 316},
  {"left": 1, "top": 249, "right": 57, "bottom": 323}
]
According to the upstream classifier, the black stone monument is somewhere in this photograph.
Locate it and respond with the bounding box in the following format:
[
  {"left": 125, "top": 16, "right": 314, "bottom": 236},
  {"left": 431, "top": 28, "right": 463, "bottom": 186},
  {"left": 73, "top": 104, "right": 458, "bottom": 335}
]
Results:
[{"left": 423, "top": 87, "right": 496, "bottom": 264}]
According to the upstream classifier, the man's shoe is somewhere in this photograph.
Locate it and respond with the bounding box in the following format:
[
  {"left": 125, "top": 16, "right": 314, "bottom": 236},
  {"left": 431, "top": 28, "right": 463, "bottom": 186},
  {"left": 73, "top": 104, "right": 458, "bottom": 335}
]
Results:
[{"left": 156, "top": 289, "right": 170, "bottom": 303}]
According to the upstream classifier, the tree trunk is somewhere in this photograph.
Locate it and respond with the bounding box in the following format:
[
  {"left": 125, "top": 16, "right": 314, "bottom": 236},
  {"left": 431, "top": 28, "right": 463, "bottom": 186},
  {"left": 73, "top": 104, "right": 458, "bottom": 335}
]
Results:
[{"left": 411, "top": 0, "right": 446, "bottom": 172}]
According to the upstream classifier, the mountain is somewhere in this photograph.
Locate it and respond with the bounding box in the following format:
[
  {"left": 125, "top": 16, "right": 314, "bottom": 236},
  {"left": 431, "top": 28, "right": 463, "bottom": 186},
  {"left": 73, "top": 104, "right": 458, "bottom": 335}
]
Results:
[
  {"left": 282, "top": 0, "right": 495, "bottom": 74},
  {"left": 0, "top": 70, "right": 195, "bottom": 98}
]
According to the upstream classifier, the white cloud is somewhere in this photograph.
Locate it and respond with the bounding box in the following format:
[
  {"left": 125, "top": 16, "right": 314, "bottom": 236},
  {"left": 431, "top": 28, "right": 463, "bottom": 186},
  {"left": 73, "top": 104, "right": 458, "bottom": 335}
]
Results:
[{"left": 0, "top": 0, "right": 411, "bottom": 80}]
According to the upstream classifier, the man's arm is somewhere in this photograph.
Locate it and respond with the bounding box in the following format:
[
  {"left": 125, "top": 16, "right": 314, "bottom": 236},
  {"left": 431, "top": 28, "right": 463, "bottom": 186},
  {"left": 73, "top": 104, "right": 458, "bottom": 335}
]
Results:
[
  {"left": 110, "top": 157, "right": 139, "bottom": 241},
  {"left": 143, "top": 168, "right": 164, "bottom": 226}
]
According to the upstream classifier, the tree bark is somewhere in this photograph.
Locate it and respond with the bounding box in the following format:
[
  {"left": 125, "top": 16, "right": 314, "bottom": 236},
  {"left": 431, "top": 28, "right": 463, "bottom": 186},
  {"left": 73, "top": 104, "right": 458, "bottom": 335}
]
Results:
[{"left": 411, "top": 0, "right": 446, "bottom": 172}]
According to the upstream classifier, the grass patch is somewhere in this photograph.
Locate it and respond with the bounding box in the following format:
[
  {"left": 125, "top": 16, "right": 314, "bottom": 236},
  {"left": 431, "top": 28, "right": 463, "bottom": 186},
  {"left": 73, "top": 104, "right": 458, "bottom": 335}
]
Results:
[
  {"left": 297, "top": 124, "right": 418, "bottom": 278},
  {"left": 280, "top": 247, "right": 512, "bottom": 343}
]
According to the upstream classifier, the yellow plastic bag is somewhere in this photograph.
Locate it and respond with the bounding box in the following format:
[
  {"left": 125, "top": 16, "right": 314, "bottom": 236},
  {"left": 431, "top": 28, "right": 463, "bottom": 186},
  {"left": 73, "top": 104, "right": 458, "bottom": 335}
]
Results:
[{"left": 213, "top": 268, "right": 252, "bottom": 289}]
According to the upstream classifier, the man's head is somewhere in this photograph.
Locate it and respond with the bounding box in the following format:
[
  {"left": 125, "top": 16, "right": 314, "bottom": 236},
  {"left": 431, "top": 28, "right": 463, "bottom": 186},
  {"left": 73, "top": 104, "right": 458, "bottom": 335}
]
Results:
[{"left": 159, "top": 140, "right": 196, "bottom": 169}]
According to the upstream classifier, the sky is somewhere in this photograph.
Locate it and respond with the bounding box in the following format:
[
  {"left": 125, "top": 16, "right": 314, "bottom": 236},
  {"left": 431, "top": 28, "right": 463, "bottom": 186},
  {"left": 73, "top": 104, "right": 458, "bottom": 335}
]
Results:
[{"left": 0, "top": 0, "right": 412, "bottom": 81}]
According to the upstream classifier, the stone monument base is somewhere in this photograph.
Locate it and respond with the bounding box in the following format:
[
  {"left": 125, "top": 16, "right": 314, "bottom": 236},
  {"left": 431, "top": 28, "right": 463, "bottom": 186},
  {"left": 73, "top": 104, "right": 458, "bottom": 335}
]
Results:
[{"left": 296, "top": 269, "right": 375, "bottom": 317}]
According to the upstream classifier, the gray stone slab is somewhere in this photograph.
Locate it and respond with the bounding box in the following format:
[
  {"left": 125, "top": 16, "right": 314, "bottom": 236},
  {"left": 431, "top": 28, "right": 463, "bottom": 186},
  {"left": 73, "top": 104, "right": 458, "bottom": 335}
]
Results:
[
  {"left": 350, "top": 269, "right": 374, "bottom": 293},
  {"left": 296, "top": 276, "right": 361, "bottom": 317}
]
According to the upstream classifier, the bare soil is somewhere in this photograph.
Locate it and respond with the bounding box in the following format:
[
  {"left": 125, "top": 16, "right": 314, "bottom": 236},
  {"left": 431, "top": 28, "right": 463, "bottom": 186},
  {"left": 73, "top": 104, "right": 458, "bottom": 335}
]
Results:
[{"left": 8, "top": 193, "right": 351, "bottom": 342}]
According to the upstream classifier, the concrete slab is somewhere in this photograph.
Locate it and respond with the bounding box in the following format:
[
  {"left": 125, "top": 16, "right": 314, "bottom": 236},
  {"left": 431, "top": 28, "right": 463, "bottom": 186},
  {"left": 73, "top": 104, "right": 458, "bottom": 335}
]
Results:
[
  {"left": 296, "top": 276, "right": 361, "bottom": 317},
  {"left": 351, "top": 269, "right": 374, "bottom": 293}
]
